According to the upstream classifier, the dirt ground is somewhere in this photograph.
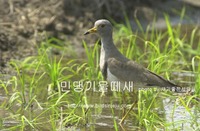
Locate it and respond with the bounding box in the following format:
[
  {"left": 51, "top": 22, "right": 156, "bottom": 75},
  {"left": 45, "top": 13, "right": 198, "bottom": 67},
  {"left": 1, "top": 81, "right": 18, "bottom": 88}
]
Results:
[{"left": 0, "top": 0, "right": 200, "bottom": 74}]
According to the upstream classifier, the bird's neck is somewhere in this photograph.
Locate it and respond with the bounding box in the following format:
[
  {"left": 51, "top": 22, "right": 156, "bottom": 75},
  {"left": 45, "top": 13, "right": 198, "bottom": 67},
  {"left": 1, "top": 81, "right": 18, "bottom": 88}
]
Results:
[
  {"left": 99, "top": 36, "right": 127, "bottom": 71},
  {"left": 101, "top": 36, "right": 116, "bottom": 53},
  {"left": 101, "top": 35, "right": 126, "bottom": 59}
]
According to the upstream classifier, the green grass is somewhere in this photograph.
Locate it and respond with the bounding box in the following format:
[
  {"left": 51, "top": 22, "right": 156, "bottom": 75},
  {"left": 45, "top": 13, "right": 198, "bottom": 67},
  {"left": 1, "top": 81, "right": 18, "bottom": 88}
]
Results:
[{"left": 0, "top": 14, "right": 200, "bottom": 131}]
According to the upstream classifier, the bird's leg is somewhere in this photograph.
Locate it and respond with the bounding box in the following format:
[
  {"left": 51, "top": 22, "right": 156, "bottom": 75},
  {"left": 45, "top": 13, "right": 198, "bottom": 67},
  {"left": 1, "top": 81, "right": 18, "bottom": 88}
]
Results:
[
  {"left": 122, "top": 91, "right": 126, "bottom": 117},
  {"left": 119, "top": 100, "right": 137, "bottom": 124},
  {"left": 121, "top": 82, "right": 127, "bottom": 118},
  {"left": 120, "top": 87, "right": 138, "bottom": 124}
]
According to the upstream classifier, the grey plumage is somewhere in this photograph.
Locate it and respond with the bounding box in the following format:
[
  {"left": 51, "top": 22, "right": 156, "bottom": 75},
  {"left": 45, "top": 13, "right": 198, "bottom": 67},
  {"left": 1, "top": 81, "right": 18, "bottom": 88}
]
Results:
[
  {"left": 84, "top": 19, "right": 179, "bottom": 88},
  {"left": 108, "top": 58, "right": 177, "bottom": 87}
]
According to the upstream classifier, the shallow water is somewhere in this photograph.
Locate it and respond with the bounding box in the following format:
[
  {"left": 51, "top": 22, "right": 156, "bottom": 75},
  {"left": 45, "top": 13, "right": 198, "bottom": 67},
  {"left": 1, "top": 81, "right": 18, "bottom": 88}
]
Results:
[
  {"left": 1, "top": 25, "right": 200, "bottom": 130},
  {"left": 0, "top": 49, "right": 199, "bottom": 131},
  {"left": 0, "top": 80, "right": 199, "bottom": 131}
]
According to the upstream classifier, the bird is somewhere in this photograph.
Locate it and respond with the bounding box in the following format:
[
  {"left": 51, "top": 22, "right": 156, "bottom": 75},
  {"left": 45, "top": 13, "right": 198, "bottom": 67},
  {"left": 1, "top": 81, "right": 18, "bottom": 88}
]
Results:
[
  {"left": 84, "top": 19, "right": 180, "bottom": 90},
  {"left": 84, "top": 19, "right": 183, "bottom": 124}
]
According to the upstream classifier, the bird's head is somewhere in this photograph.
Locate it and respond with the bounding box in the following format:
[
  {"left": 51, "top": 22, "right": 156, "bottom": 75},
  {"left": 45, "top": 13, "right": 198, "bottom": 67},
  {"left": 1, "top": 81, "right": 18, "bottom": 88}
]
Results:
[{"left": 84, "top": 19, "right": 113, "bottom": 37}]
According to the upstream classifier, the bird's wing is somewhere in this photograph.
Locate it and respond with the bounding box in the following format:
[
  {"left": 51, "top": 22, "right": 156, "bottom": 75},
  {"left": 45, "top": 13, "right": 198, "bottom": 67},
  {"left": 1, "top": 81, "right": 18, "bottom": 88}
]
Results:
[{"left": 107, "top": 58, "right": 177, "bottom": 87}]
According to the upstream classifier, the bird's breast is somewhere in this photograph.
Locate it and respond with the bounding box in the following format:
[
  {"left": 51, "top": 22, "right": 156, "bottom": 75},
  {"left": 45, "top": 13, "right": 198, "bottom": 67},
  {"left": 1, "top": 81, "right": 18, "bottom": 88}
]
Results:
[{"left": 100, "top": 46, "right": 106, "bottom": 71}]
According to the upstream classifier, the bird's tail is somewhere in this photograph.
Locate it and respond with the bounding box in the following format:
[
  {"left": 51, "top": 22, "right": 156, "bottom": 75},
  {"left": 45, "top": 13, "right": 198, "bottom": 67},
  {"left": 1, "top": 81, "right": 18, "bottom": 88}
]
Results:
[{"left": 147, "top": 70, "right": 182, "bottom": 92}]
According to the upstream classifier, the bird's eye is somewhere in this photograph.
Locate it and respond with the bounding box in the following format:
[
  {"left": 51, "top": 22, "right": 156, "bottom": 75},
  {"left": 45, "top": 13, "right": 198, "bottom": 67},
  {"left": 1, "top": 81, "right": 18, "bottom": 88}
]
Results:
[{"left": 101, "top": 24, "right": 105, "bottom": 28}]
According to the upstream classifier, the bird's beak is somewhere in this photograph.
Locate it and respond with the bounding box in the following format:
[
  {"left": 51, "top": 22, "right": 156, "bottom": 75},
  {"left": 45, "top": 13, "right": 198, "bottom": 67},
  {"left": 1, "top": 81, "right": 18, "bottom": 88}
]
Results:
[{"left": 84, "top": 26, "right": 97, "bottom": 35}]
